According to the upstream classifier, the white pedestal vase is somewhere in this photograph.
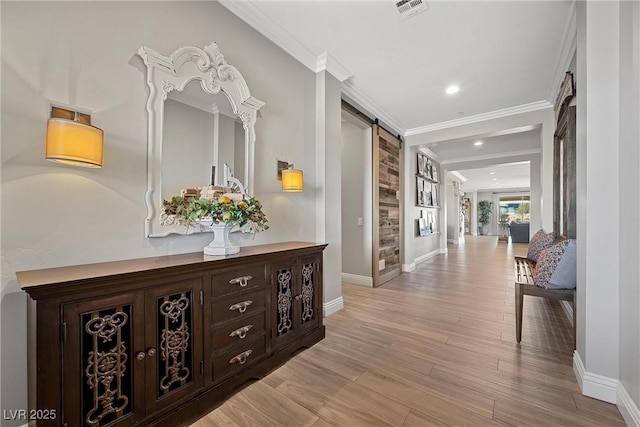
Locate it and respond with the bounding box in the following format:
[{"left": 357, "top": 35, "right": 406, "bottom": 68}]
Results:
[{"left": 204, "top": 223, "right": 239, "bottom": 255}]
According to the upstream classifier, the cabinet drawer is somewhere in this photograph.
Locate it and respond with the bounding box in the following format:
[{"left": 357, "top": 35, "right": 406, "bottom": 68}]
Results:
[
  {"left": 212, "top": 336, "right": 267, "bottom": 381},
  {"left": 212, "top": 289, "right": 265, "bottom": 325},
  {"left": 211, "top": 264, "right": 266, "bottom": 297},
  {"left": 212, "top": 311, "right": 266, "bottom": 351}
]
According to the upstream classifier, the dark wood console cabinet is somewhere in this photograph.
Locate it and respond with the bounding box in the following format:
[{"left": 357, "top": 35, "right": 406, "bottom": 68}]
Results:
[{"left": 18, "top": 242, "right": 327, "bottom": 427}]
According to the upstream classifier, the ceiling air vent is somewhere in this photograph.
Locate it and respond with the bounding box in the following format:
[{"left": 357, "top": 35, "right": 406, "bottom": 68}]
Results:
[{"left": 394, "top": 0, "right": 428, "bottom": 20}]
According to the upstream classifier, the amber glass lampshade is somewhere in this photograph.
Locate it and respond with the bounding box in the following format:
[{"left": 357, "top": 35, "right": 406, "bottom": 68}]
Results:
[
  {"left": 281, "top": 168, "right": 303, "bottom": 192},
  {"left": 46, "top": 118, "right": 104, "bottom": 168}
]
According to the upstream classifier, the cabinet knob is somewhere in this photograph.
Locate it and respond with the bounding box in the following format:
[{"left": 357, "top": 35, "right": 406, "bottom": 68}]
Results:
[
  {"left": 294, "top": 294, "right": 302, "bottom": 301},
  {"left": 136, "top": 351, "right": 146, "bottom": 361},
  {"left": 147, "top": 348, "right": 156, "bottom": 357}
]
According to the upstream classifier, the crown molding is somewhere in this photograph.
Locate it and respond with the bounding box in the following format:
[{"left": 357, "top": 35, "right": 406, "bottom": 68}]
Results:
[
  {"left": 405, "top": 101, "right": 552, "bottom": 136},
  {"left": 219, "top": 0, "right": 353, "bottom": 83},
  {"left": 316, "top": 52, "right": 353, "bottom": 82},
  {"left": 440, "top": 148, "right": 541, "bottom": 165},
  {"left": 450, "top": 171, "right": 468, "bottom": 182},
  {"left": 342, "top": 80, "right": 406, "bottom": 136},
  {"left": 548, "top": 1, "right": 577, "bottom": 104},
  {"left": 418, "top": 147, "right": 440, "bottom": 162},
  {"left": 220, "top": 0, "right": 562, "bottom": 141},
  {"left": 218, "top": 0, "right": 319, "bottom": 72}
]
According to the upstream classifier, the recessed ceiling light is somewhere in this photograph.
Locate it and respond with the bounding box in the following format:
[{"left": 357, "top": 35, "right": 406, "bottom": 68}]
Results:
[
  {"left": 474, "top": 141, "right": 483, "bottom": 146},
  {"left": 446, "top": 85, "right": 460, "bottom": 95},
  {"left": 489, "top": 171, "right": 496, "bottom": 175},
  {"left": 492, "top": 178, "right": 497, "bottom": 181}
]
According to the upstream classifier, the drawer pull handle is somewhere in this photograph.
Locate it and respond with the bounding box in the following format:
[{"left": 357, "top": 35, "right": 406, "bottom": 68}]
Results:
[
  {"left": 136, "top": 351, "right": 146, "bottom": 361},
  {"left": 229, "top": 276, "right": 253, "bottom": 287},
  {"left": 229, "top": 300, "right": 253, "bottom": 313},
  {"left": 229, "top": 350, "right": 253, "bottom": 365},
  {"left": 230, "top": 325, "right": 253, "bottom": 339}
]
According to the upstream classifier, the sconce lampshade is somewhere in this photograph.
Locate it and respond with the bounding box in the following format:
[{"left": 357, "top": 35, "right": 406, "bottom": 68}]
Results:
[
  {"left": 46, "top": 118, "right": 104, "bottom": 168},
  {"left": 281, "top": 168, "right": 304, "bottom": 192}
]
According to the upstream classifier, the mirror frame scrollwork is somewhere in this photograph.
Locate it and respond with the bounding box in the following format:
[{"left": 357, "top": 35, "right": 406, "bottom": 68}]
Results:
[{"left": 137, "top": 42, "right": 265, "bottom": 238}]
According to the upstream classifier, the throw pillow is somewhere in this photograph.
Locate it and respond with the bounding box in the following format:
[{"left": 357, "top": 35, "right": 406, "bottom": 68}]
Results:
[
  {"left": 527, "top": 229, "right": 555, "bottom": 262},
  {"left": 534, "top": 240, "right": 570, "bottom": 289},
  {"left": 548, "top": 239, "right": 577, "bottom": 289}
]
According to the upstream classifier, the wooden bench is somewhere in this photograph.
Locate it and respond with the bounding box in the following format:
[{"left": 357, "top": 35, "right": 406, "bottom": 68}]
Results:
[{"left": 514, "top": 256, "right": 576, "bottom": 348}]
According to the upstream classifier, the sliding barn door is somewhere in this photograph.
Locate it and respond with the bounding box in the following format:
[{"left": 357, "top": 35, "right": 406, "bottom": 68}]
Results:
[{"left": 372, "top": 124, "right": 403, "bottom": 287}]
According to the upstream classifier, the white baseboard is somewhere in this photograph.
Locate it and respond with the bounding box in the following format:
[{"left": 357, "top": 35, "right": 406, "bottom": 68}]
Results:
[
  {"left": 447, "top": 238, "right": 455, "bottom": 244},
  {"left": 560, "top": 300, "right": 574, "bottom": 326},
  {"left": 415, "top": 249, "right": 440, "bottom": 265},
  {"left": 323, "top": 296, "right": 344, "bottom": 317},
  {"left": 341, "top": 273, "right": 373, "bottom": 287},
  {"left": 573, "top": 351, "right": 618, "bottom": 404},
  {"left": 618, "top": 381, "right": 640, "bottom": 426},
  {"left": 402, "top": 263, "right": 416, "bottom": 272},
  {"left": 440, "top": 247, "right": 448, "bottom": 254},
  {"left": 573, "top": 352, "right": 640, "bottom": 425}
]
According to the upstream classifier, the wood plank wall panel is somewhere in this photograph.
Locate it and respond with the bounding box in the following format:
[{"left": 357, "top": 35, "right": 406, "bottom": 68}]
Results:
[{"left": 373, "top": 124, "right": 402, "bottom": 287}]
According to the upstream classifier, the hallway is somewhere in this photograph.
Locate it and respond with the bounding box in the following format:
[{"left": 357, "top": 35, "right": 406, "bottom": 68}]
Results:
[{"left": 193, "top": 236, "right": 624, "bottom": 426}]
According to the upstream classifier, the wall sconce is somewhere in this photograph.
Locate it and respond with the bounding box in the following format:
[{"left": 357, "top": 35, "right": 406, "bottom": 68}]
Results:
[
  {"left": 277, "top": 160, "right": 303, "bottom": 192},
  {"left": 46, "top": 106, "right": 104, "bottom": 168}
]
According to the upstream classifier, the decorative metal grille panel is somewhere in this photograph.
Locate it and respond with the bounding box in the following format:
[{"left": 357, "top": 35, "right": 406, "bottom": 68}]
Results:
[
  {"left": 276, "top": 268, "right": 293, "bottom": 336},
  {"left": 81, "top": 305, "right": 132, "bottom": 426},
  {"left": 300, "top": 263, "right": 315, "bottom": 324},
  {"left": 157, "top": 291, "right": 192, "bottom": 396}
]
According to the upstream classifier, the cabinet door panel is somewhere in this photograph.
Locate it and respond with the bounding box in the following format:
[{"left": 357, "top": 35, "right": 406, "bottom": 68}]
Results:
[
  {"left": 298, "top": 255, "right": 322, "bottom": 333},
  {"left": 271, "top": 260, "right": 296, "bottom": 348},
  {"left": 271, "top": 255, "right": 323, "bottom": 349},
  {"left": 145, "top": 278, "right": 203, "bottom": 412},
  {"left": 63, "top": 293, "right": 145, "bottom": 427}
]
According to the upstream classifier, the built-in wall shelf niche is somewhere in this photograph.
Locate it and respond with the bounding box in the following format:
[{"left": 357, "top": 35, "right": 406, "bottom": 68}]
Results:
[
  {"left": 416, "top": 153, "right": 439, "bottom": 208},
  {"left": 416, "top": 208, "right": 438, "bottom": 236},
  {"left": 415, "top": 152, "right": 440, "bottom": 236}
]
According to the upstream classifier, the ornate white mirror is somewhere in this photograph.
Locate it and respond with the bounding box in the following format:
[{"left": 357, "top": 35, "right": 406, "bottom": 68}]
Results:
[{"left": 138, "top": 42, "right": 264, "bottom": 237}]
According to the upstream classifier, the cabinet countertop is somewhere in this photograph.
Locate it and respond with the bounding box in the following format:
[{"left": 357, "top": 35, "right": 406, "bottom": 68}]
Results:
[{"left": 17, "top": 241, "right": 327, "bottom": 290}]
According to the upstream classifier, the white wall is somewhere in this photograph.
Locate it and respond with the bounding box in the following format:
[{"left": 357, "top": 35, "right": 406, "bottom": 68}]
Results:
[
  {"left": 316, "top": 70, "right": 344, "bottom": 311},
  {"left": 574, "top": 0, "right": 640, "bottom": 420},
  {"left": 403, "top": 146, "right": 441, "bottom": 270},
  {"left": 341, "top": 120, "right": 372, "bottom": 280},
  {"left": 575, "top": 0, "right": 621, "bottom": 405},
  {"left": 529, "top": 154, "right": 542, "bottom": 236},
  {"left": 1, "top": 1, "right": 338, "bottom": 417},
  {"left": 618, "top": 0, "right": 640, "bottom": 419},
  {"left": 446, "top": 181, "right": 458, "bottom": 242},
  {"left": 469, "top": 191, "right": 478, "bottom": 236},
  {"left": 476, "top": 192, "right": 495, "bottom": 235}
]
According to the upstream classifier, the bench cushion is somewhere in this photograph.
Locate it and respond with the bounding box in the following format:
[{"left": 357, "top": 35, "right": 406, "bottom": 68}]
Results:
[
  {"left": 534, "top": 240, "right": 570, "bottom": 288},
  {"left": 527, "top": 229, "right": 555, "bottom": 262},
  {"left": 549, "top": 239, "right": 577, "bottom": 289}
]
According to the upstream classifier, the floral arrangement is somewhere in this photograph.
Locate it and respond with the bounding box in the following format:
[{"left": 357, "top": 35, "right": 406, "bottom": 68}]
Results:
[{"left": 162, "top": 194, "right": 269, "bottom": 234}]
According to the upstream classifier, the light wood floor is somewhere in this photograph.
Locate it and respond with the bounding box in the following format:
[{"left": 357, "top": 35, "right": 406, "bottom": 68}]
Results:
[{"left": 192, "top": 236, "right": 625, "bottom": 427}]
